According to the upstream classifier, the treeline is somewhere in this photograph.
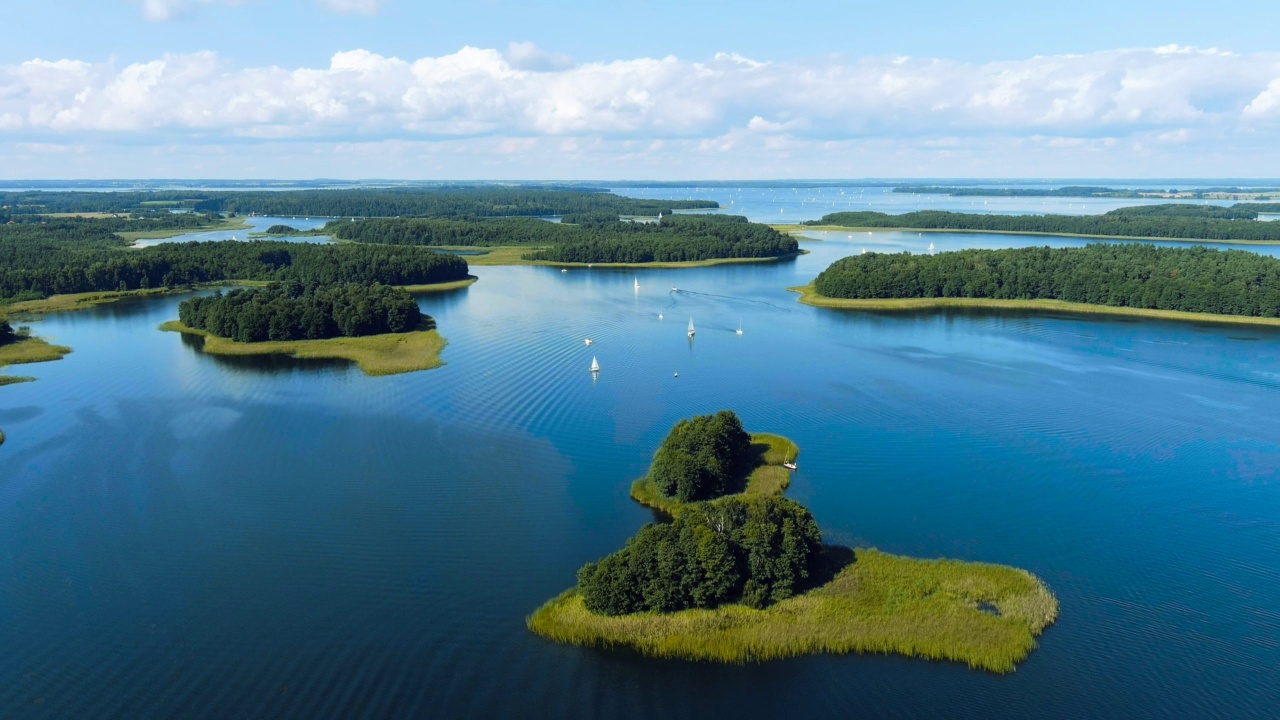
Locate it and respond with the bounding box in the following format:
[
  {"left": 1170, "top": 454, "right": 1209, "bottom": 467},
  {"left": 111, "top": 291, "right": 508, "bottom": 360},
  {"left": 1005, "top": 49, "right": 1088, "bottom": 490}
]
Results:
[
  {"left": 528, "top": 215, "right": 798, "bottom": 264},
  {"left": 2, "top": 188, "right": 718, "bottom": 219},
  {"left": 811, "top": 210, "right": 1280, "bottom": 242},
  {"left": 178, "top": 282, "right": 422, "bottom": 343},
  {"left": 0, "top": 240, "right": 468, "bottom": 302},
  {"left": 892, "top": 186, "right": 1142, "bottom": 198},
  {"left": 812, "top": 244, "right": 1280, "bottom": 317},
  {"left": 1105, "top": 204, "right": 1258, "bottom": 220},
  {"left": 576, "top": 494, "right": 823, "bottom": 614},
  {"left": 327, "top": 217, "right": 572, "bottom": 246}
]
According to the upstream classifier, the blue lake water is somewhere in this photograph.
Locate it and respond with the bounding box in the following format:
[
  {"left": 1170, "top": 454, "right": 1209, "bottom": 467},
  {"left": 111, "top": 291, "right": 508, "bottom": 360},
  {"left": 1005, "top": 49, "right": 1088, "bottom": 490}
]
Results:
[
  {"left": 2, "top": 224, "right": 1278, "bottom": 718},
  {"left": 132, "top": 216, "right": 333, "bottom": 247}
]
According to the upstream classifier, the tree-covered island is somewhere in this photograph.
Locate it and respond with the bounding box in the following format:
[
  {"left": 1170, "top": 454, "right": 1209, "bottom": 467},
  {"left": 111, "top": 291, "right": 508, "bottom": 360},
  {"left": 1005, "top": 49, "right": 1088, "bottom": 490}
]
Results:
[
  {"left": 528, "top": 411, "right": 1058, "bottom": 673},
  {"left": 161, "top": 283, "right": 449, "bottom": 376},
  {"left": 793, "top": 243, "right": 1280, "bottom": 325}
]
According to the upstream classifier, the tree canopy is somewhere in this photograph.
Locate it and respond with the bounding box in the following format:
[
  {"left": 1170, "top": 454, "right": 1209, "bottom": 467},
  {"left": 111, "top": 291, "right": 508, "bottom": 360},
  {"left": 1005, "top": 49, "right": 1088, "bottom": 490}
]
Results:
[
  {"left": 0, "top": 320, "right": 15, "bottom": 346},
  {"left": 178, "top": 282, "right": 424, "bottom": 343},
  {"left": 576, "top": 494, "right": 823, "bottom": 615},
  {"left": 649, "top": 410, "right": 756, "bottom": 502},
  {"left": 812, "top": 244, "right": 1280, "bottom": 317}
]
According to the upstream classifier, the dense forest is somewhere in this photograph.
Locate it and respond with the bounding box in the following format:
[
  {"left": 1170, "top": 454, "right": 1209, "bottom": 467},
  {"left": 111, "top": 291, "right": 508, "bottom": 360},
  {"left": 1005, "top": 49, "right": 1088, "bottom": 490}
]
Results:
[
  {"left": 178, "top": 283, "right": 423, "bottom": 343},
  {"left": 527, "top": 215, "right": 798, "bottom": 263},
  {"left": 812, "top": 244, "right": 1280, "bottom": 317},
  {"left": 0, "top": 237, "right": 468, "bottom": 302},
  {"left": 577, "top": 494, "right": 823, "bottom": 614},
  {"left": 1104, "top": 204, "right": 1259, "bottom": 220},
  {"left": 1, "top": 188, "right": 717, "bottom": 218},
  {"left": 0, "top": 320, "right": 15, "bottom": 346},
  {"left": 811, "top": 209, "right": 1280, "bottom": 241},
  {"left": 329, "top": 214, "right": 798, "bottom": 263},
  {"left": 648, "top": 410, "right": 756, "bottom": 502}
]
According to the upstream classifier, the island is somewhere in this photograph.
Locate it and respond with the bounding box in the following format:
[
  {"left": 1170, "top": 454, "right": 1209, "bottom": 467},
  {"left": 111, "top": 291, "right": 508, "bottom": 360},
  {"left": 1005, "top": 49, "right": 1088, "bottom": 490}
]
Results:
[
  {"left": 792, "top": 243, "right": 1280, "bottom": 326},
  {"left": 805, "top": 204, "right": 1280, "bottom": 243},
  {"left": 892, "top": 185, "right": 1280, "bottom": 201},
  {"left": 528, "top": 410, "right": 1058, "bottom": 673},
  {"left": 0, "top": 319, "right": 72, "bottom": 386},
  {"left": 160, "top": 282, "right": 449, "bottom": 376}
]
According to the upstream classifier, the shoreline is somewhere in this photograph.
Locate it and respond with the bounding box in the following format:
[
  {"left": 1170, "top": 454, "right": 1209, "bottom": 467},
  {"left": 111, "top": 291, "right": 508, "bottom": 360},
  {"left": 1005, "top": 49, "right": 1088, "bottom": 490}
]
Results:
[
  {"left": 779, "top": 224, "right": 1280, "bottom": 246},
  {"left": 159, "top": 319, "right": 448, "bottom": 376},
  {"left": 448, "top": 245, "right": 804, "bottom": 268},
  {"left": 630, "top": 432, "right": 799, "bottom": 515},
  {"left": 119, "top": 217, "right": 253, "bottom": 243},
  {"left": 789, "top": 284, "right": 1280, "bottom": 327},
  {"left": 0, "top": 336, "right": 73, "bottom": 386}
]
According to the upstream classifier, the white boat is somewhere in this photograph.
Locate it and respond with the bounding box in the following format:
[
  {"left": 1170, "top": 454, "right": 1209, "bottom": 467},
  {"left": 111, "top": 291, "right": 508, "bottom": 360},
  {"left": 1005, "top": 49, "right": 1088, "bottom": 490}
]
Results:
[
  {"left": 590, "top": 356, "right": 600, "bottom": 373},
  {"left": 783, "top": 462, "right": 798, "bottom": 471},
  {"left": 928, "top": 242, "right": 935, "bottom": 253},
  {"left": 584, "top": 338, "right": 593, "bottom": 346},
  {"left": 860, "top": 248, "right": 866, "bottom": 255},
  {"left": 671, "top": 287, "right": 678, "bottom": 292},
  {"left": 561, "top": 268, "right": 568, "bottom": 273},
  {"left": 687, "top": 318, "right": 696, "bottom": 338},
  {"left": 658, "top": 313, "right": 663, "bottom": 319},
  {"left": 736, "top": 318, "right": 743, "bottom": 335},
  {"left": 634, "top": 277, "right": 640, "bottom": 290}
]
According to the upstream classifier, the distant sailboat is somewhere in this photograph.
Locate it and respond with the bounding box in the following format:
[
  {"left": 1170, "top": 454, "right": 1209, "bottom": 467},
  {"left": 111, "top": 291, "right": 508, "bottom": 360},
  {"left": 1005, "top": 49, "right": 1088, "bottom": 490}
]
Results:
[
  {"left": 658, "top": 313, "right": 664, "bottom": 319},
  {"left": 590, "top": 356, "right": 600, "bottom": 373},
  {"left": 928, "top": 242, "right": 935, "bottom": 253},
  {"left": 561, "top": 268, "right": 568, "bottom": 273},
  {"left": 634, "top": 277, "right": 640, "bottom": 290},
  {"left": 688, "top": 318, "right": 696, "bottom": 338},
  {"left": 736, "top": 318, "right": 743, "bottom": 335},
  {"left": 861, "top": 248, "right": 867, "bottom": 255},
  {"left": 584, "top": 338, "right": 593, "bottom": 346}
]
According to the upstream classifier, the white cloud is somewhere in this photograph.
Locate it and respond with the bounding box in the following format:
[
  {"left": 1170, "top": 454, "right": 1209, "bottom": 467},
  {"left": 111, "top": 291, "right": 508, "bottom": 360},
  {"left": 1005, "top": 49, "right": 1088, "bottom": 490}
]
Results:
[
  {"left": 315, "top": 0, "right": 386, "bottom": 15},
  {"left": 136, "top": 0, "right": 383, "bottom": 21},
  {"left": 3, "top": 45, "right": 1280, "bottom": 177}
]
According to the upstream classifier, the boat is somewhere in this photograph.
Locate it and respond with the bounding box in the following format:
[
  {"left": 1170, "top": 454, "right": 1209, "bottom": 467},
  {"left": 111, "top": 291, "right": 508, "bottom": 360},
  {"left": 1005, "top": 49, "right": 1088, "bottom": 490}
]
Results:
[
  {"left": 860, "top": 248, "right": 866, "bottom": 255},
  {"left": 584, "top": 338, "right": 593, "bottom": 346},
  {"left": 561, "top": 268, "right": 568, "bottom": 273},
  {"left": 673, "top": 372, "right": 679, "bottom": 378},
  {"left": 928, "top": 242, "right": 935, "bottom": 253},
  {"left": 783, "top": 462, "right": 798, "bottom": 471},
  {"left": 671, "top": 287, "right": 678, "bottom": 292},
  {"left": 590, "top": 356, "right": 600, "bottom": 373},
  {"left": 736, "top": 318, "right": 743, "bottom": 335},
  {"left": 634, "top": 277, "right": 640, "bottom": 290},
  {"left": 687, "top": 318, "right": 696, "bottom": 338},
  {"left": 658, "top": 313, "right": 663, "bottom": 319}
]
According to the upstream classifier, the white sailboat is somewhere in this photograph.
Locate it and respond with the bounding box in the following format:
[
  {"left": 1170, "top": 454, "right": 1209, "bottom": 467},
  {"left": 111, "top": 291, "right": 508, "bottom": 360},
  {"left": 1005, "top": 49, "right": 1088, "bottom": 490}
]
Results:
[
  {"left": 584, "top": 337, "right": 593, "bottom": 346},
  {"left": 736, "top": 318, "right": 743, "bottom": 335},
  {"left": 687, "top": 318, "right": 696, "bottom": 338},
  {"left": 634, "top": 277, "right": 640, "bottom": 290},
  {"left": 590, "top": 356, "right": 600, "bottom": 373},
  {"left": 927, "top": 242, "right": 935, "bottom": 253}
]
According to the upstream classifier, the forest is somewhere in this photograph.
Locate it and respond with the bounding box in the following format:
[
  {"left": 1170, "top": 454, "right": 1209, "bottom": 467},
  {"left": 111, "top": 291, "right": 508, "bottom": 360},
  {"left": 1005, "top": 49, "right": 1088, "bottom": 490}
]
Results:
[
  {"left": 893, "top": 186, "right": 1280, "bottom": 199},
  {"left": 177, "top": 283, "right": 423, "bottom": 343},
  {"left": 0, "top": 320, "right": 15, "bottom": 346},
  {"left": 0, "top": 237, "right": 469, "bottom": 302},
  {"left": 576, "top": 494, "right": 823, "bottom": 615},
  {"left": 811, "top": 208, "right": 1280, "bottom": 241},
  {"left": 0, "top": 187, "right": 717, "bottom": 218},
  {"left": 647, "top": 410, "right": 756, "bottom": 502},
  {"left": 811, "top": 244, "right": 1280, "bottom": 317}
]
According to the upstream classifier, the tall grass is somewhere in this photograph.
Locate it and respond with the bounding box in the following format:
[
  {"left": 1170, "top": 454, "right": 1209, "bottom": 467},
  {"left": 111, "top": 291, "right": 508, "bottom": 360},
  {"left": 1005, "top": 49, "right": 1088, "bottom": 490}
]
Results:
[
  {"left": 159, "top": 321, "right": 448, "bottom": 376},
  {"left": 528, "top": 548, "right": 1058, "bottom": 673},
  {"left": 0, "top": 337, "right": 72, "bottom": 368}
]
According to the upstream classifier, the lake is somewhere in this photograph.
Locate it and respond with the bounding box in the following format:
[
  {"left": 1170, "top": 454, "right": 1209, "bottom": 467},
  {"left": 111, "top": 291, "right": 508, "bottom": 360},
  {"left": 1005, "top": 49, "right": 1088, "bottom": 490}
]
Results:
[
  {"left": 2, "top": 213, "right": 1279, "bottom": 718},
  {"left": 131, "top": 215, "right": 333, "bottom": 248}
]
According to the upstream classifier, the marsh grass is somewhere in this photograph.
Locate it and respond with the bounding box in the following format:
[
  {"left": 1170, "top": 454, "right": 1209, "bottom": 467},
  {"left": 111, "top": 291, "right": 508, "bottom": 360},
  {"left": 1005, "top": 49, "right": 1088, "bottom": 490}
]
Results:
[
  {"left": 528, "top": 547, "right": 1058, "bottom": 673},
  {"left": 630, "top": 432, "right": 799, "bottom": 514},
  {"left": 788, "top": 283, "right": 1280, "bottom": 327},
  {"left": 0, "top": 375, "right": 36, "bottom": 386},
  {"left": 160, "top": 318, "right": 447, "bottom": 376},
  {"left": 0, "top": 337, "right": 72, "bottom": 368}
]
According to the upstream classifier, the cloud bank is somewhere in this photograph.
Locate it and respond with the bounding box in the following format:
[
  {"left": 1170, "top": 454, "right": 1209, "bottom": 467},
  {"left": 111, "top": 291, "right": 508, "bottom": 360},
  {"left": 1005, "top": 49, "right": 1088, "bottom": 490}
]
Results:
[{"left": 4, "top": 44, "right": 1280, "bottom": 177}]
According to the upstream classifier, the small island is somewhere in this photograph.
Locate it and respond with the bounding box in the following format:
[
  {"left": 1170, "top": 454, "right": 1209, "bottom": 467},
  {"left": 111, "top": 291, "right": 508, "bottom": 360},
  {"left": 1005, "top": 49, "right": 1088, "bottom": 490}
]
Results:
[
  {"left": 528, "top": 411, "right": 1058, "bottom": 673},
  {"left": 161, "top": 282, "right": 449, "bottom": 376},
  {"left": 793, "top": 244, "right": 1280, "bottom": 326},
  {"left": 0, "top": 319, "right": 72, "bottom": 386}
]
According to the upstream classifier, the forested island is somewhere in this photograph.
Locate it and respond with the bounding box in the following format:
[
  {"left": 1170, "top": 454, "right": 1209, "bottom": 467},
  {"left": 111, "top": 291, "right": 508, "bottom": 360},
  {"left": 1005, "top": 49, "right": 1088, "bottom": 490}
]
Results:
[
  {"left": 329, "top": 214, "right": 799, "bottom": 265},
  {"left": 894, "top": 186, "right": 1280, "bottom": 200},
  {"left": 528, "top": 410, "right": 1059, "bottom": 672},
  {"left": 796, "top": 244, "right": 1280, "bottom": 324},
  {"left": 162, "top": 283, "right": 447, "bottom": 375},
  {"left": 807, "top": 205, "right": 1280, "bottom": 242}
]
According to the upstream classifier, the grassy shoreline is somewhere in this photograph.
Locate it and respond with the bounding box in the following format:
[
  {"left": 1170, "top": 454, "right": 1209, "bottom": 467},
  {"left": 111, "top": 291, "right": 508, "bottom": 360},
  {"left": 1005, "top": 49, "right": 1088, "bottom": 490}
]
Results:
[
  {"left": 159, "top": 319, "right": 448, "bottom": 376},
  {"left": 788, "top": 283, "right": 1280, "bottom": 327},
  {"left": 780, "top": 224, "right": 1280, "bottom": 246},
  {"left": 529, "top": 547, "right": 1057, "bottom": 672},
  {"left": 0, "top": 336, "right": 73, "bottom": 385},
  {"left": 400, "top": 276, "right": 478, "bottom": 293},
  {"left": 119, "top": 217, "right": 252, "bottom": 242}
]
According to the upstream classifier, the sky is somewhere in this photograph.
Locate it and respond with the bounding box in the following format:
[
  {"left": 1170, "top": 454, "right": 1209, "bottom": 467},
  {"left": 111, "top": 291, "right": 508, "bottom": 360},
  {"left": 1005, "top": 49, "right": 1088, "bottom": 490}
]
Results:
[{"left": 2, "top": 0, "right": 1280, "bottom": 179}]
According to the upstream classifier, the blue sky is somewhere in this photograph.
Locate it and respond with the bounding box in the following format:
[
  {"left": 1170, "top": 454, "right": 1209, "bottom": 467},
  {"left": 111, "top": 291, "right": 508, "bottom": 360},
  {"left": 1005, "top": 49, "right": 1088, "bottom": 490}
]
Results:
[{"left": 2, "top": 0, "right": 1280, "bottom": 178}]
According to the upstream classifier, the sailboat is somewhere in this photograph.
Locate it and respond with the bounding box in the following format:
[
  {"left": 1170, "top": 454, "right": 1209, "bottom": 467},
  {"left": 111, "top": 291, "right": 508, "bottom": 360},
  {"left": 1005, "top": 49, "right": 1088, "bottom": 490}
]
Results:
[
  {"left": 590, "top": 356, "right": 600, "bottom": 373},
  {"left": 927, "top": 242, "right": 935, "bottom": 253},
  {"left": 584, "top": 338, "right": 593, "bottom": 346},
  {"left": 736, "top": 318, "right": 743, "bottom": 335},
  {"left": 634, "top": 277, "right": 640, "bottom": 290},
  {"left": 688, "top": 318, "right": 696, "bottom": 338}
]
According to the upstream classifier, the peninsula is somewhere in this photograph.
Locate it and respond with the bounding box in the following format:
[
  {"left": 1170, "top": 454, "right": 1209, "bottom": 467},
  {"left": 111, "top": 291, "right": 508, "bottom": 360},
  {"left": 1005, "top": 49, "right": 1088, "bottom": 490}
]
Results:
[
  {"left": 796, "top": 244, "right": 1280, "bottom": 326},
  {"left": 528, "top": 411, "right": 1058, "bottom": 673},
  {"left": 0, "top": 320, "right": 72, "bottom": 386}
]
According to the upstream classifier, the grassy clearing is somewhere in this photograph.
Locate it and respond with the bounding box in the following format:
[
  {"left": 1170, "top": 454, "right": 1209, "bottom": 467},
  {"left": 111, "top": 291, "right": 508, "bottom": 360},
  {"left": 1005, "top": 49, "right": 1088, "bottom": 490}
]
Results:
[
  {"left": 159, "top": 319, "right": 448, "bottom": 376},
  {"left": 117, "top": 217, "right": 251, "bottom": 242},
  {"left": 528, "top": 547, "right": 1057, "bottom": 673},
  {"left": 400, "top": 276, "right": 479, "bottom": 293},
  {"left": 630, "top": 433, "right": 799, "bottom": 515},
  {"left": 788, "top": 283, "right": 1280, "bottom": 328},
  {"left": 0, "top": 337, "right": 73, "bottom": 369}
]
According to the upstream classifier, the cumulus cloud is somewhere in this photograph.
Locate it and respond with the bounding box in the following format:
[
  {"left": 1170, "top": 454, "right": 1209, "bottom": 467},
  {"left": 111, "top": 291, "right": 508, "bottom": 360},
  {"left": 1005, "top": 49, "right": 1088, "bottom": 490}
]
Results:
[{"left": 3, "top": 45, "right": 1280, "bottom": 176}]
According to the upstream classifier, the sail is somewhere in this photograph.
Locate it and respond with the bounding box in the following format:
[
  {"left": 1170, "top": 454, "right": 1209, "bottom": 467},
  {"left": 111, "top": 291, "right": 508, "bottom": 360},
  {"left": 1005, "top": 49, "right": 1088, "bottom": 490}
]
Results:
[
  {"left": 590, "top": 356, "right": 599, "bottom": 372},
  {"left": 688, "top": 318, "right": 695, "bottom": 334}
]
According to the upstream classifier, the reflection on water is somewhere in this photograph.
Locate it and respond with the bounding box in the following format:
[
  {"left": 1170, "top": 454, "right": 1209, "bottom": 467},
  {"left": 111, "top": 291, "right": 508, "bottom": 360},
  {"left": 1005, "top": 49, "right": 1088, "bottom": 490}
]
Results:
[{"left": 1, "top": 226, "right": 1278, "bottom": 719}]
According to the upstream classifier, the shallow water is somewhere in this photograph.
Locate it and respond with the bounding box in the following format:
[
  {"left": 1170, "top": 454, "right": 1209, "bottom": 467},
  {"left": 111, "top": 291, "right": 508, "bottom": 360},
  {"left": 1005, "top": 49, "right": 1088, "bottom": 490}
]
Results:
[{"left": 2, "top": 231, "right": 1278, "bottom": 718}]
